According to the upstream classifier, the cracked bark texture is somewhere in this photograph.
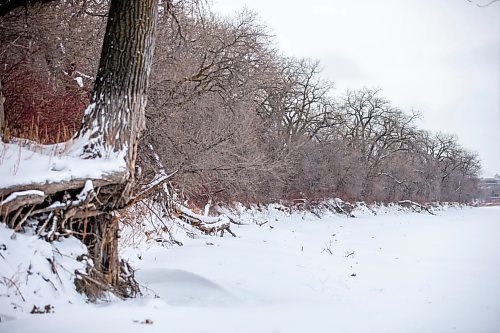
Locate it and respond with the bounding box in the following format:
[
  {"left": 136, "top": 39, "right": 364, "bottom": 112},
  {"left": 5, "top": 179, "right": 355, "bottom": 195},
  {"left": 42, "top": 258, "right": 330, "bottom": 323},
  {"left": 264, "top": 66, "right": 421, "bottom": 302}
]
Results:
[
  {"left": 79, "top": 0, "right": 157, "bottom": 175},
  {"left": 77, "top": 0, "right": 158, "bottom": 287}
]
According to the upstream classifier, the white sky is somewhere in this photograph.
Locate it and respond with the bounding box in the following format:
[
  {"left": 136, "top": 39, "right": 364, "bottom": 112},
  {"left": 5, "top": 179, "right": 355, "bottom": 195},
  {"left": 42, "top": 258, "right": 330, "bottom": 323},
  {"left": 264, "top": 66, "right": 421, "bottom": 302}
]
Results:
[{"left": 210, "top": 0, "right": 500, "bottom": 176}]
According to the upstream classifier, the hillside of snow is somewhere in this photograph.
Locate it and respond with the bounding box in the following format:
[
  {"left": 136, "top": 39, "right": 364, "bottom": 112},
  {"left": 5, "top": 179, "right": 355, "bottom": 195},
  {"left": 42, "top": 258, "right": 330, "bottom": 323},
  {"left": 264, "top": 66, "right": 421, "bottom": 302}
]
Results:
[{"left": 1, "top": 205, "right": 499, "bottom": 333}]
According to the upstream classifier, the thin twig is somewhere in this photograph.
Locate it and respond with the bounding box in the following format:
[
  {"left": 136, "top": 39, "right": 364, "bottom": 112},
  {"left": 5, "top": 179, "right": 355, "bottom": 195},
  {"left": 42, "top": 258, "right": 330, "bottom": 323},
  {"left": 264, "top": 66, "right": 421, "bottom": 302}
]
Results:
[{"left": 0, "top": 275, "right": 26, "bottom": 302}]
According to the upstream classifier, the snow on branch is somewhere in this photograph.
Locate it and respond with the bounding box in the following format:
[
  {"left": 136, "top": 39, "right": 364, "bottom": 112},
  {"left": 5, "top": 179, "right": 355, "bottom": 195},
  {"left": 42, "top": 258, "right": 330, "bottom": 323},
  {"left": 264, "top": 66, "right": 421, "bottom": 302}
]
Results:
[
  {"left": 215, "top": 206, "right": 249, "bottom": 225},
  {"left": 175, "top": 203, "right": 236, "bottom": 237},
  {"left": 0, "top": 190, "right": 45, "bottom": 217},
  {"left": 398, "top": 200, "right": 435, "bottom": 215},
  {"left": 378, "top": 172, "right": 404, "bottom": 185},
  {"left": 176, "top": 204, "right": 224, "bottom": 224}
]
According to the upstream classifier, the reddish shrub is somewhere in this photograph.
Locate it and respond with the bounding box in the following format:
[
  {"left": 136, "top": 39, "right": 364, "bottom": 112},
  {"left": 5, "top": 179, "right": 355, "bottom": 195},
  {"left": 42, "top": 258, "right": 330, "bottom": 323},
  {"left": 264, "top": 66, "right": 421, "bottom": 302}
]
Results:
[{"left": 2, "top": 62, "right": 89, "bottom": 143}]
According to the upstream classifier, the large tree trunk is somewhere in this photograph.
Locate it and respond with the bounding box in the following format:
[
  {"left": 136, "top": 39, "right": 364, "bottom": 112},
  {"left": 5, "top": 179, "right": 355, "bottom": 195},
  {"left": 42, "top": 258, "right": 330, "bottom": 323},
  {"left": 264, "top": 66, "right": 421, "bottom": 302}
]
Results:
[
  {"left": 79, "top": 0, "right": 157, "bottom": 179},
  {"left": 76, "top": 0, "right": 158, "bottom": 286}
]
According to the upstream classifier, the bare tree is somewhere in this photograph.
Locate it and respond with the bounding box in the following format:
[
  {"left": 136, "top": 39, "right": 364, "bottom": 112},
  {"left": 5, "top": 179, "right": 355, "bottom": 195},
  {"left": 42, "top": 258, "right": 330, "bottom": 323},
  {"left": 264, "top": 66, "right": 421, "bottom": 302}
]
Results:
[
  {"left": 331, "top": 88, "right": 418, "bottom": 199},
  {"left": 1, "top": 0, "right": 158, "bottom": 295},
  {"left": 256, "top": 57, "right": 334, "bottom": 146}
]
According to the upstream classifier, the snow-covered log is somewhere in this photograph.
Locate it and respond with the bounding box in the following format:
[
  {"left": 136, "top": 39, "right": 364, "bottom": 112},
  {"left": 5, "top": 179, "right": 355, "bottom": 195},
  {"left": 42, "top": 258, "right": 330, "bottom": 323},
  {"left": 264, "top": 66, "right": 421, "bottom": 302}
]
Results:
[
  {"left": 398, "top": 200, "right": 435, "bottom": 215},
  {"left": 0, "top": 170, "right": 126, "bottom": 201},
  {"left": 176, "top": 204, "right": 236, "bottom": 237}
]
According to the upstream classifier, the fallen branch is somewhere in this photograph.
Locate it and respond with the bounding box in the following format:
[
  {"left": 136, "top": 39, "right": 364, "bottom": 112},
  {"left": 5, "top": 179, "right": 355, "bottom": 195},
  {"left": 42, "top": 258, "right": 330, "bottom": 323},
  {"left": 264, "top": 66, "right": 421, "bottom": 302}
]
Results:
[
  {"left": 345, "top": 251, "right": 355, "bottom": 258},
  {"left": 176, "top": 204, "right": 223, "bottom": 224},
  {"left": 176, "top": 204, "right": 236, "bottom": 237},
  {"left": 126, "top": 170, "right": 178, "bottom": 208},
  {"left": 398, "top": 200, "right": 435, "bottom": 215},
  {"left": 331, "top": 199, "right": 355, "bottom": 218},
  {"left": 215, "top": 206, "right": 249, "bottom": 225}
]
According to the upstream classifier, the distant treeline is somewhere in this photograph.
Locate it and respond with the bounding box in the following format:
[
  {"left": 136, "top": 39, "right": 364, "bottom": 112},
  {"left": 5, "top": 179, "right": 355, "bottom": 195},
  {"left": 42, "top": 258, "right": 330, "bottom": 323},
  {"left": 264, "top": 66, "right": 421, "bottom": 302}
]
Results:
[{"left": 0, "top": 1, "right": 480, "bottom": 204}]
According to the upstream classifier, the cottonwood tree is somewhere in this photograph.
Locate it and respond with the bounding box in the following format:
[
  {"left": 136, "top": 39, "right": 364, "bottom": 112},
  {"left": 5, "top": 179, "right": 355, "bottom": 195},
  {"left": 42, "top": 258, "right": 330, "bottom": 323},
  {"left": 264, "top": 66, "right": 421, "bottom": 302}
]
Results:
[
  {"left": 430, "top": 133, "right": 480, "bottom": 202},
  {"left": 0, "top": 0, "right": 158, "bottom": 296},
  {"left": 256, "top": 57, "right": 334, "bottom": 146},
  {"left": 333, "top": 88, "right": 419, "bottom": 199},
  {"left": 408, "top": 130, "right": 440, "bottom": 201}
]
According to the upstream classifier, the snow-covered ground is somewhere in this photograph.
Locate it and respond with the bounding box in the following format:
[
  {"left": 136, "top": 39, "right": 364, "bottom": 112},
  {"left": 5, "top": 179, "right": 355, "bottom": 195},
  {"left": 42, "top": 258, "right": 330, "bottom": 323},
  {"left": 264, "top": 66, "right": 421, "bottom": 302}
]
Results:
[
  {"left": 0, "top": 139, "right": 126, "bottom": 190},
  {"left": 1, "top": 205, "right": 499, "bottom": 333}
]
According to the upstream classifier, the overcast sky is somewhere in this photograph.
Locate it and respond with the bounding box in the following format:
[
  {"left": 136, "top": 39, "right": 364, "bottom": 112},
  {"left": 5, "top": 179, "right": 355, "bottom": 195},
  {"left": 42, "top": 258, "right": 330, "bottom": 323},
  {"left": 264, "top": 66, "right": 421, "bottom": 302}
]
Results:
[{"left": 210, "top": 0, "right": 500, "bottom": 176}]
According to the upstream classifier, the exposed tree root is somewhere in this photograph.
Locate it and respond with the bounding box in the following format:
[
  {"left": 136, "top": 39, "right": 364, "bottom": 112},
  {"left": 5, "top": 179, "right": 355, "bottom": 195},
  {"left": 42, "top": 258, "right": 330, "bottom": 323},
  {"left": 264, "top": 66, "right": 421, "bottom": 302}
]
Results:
[
  {"left": 0, "top": 176, "right": 141, "bottom": 300},
  {"left": 75, "top": 259, "right": 140, "bottom": 302}
]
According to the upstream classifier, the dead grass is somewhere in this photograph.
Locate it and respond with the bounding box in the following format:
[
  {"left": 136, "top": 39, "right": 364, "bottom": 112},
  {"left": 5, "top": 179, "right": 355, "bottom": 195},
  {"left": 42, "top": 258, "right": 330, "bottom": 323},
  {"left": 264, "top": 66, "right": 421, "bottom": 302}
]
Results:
[{"left": 3, "top": 116, "right": 76, "bottom": 145}]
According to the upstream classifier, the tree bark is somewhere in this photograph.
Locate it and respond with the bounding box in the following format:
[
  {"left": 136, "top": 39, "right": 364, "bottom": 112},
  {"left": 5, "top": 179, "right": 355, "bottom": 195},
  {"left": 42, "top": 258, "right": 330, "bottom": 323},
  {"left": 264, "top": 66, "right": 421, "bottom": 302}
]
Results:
[
  {"left": 0, "top": 79, "right": 4, "bottom": 140},
  {"left": 75, "top": 0, "right": 157, "bottom": 286},
  {"left": 78, "top": 0, "right": 157, "bottom": 180}
]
